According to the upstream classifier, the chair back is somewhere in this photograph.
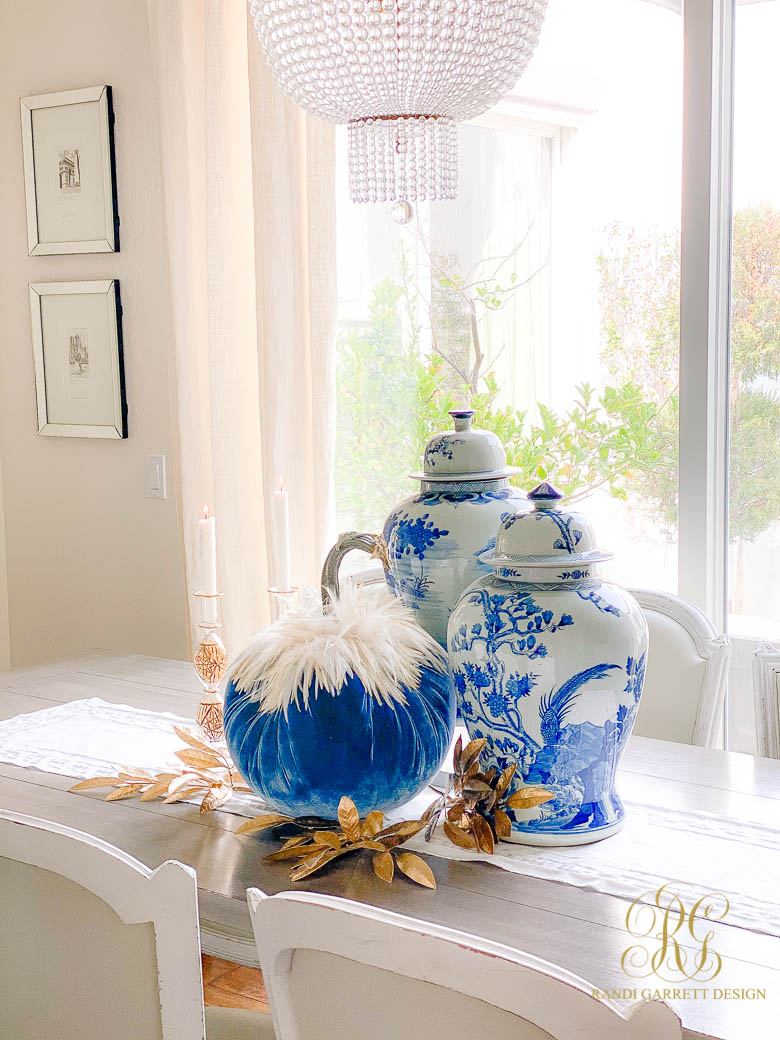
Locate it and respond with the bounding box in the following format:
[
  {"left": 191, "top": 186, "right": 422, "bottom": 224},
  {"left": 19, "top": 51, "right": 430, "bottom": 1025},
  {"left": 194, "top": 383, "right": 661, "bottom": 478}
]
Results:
[
  {"left": 247, "top": 889, "right": 681, "bottom": 1040},
  {"left": 753, "top": 643, "right": 780, "bottom": 758},
  {"left": 0, "top": 809, "right": 206, "bottom": 1040},
  {"left": 629, "top": 588, "right": 730, "bottom": 746}
]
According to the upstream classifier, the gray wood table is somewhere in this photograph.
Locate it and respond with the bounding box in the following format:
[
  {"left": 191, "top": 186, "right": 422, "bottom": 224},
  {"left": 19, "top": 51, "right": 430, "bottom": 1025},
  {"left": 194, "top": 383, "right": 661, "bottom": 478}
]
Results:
[{"left": 1, "top": 652, "right": 778, "bottom": 1040}]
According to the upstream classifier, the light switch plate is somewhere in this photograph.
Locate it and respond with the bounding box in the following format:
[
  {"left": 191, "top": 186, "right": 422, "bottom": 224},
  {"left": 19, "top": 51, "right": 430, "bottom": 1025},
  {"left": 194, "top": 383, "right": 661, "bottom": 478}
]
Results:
[{"left": 145, "top": 453, "right": 167, "bottom": 500}]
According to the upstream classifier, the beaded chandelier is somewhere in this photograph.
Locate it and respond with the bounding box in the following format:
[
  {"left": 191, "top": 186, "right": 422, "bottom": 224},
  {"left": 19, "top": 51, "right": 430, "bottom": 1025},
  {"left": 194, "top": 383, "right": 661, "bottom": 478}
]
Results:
[{"left": 249, "top": 0, "right": 548, "bottom": 205}]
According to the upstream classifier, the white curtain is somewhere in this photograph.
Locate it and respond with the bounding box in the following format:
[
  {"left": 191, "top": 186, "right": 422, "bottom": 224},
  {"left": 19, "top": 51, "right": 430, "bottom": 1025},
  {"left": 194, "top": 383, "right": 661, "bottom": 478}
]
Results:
[{"left": 147, "top": 0, "right": 337, "bottom": 655}]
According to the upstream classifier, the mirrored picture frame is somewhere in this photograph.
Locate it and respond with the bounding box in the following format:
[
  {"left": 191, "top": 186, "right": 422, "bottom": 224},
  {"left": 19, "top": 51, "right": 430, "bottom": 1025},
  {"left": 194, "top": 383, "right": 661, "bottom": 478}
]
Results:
[
  {"left": 20, "top": 85, "right": 119, "bottom": 255},
  {"left": 29, "top": 280, "right": 127, "bottom": 439}
]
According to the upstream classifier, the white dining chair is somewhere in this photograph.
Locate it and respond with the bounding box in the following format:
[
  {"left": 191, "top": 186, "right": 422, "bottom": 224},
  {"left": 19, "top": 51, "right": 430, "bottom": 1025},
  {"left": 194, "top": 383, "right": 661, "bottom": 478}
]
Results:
[
  {"left": 0, "top": 809, "right": 273, "bottom": 1040},
  {"left": 628, "top": 588, "right": 730, "bottom": 747},
  {"left": 247, "top": 889, "right": 681, "bottom": 1040},
  {"left": 753, "top": 643, "right": 780, "bottom": 758}
]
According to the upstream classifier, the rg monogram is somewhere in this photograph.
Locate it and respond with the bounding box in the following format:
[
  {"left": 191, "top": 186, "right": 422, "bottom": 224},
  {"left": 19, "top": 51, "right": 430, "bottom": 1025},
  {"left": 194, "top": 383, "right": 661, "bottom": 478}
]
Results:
[{"left": 621, "top": 882, "right": 730, "bottom": 982}]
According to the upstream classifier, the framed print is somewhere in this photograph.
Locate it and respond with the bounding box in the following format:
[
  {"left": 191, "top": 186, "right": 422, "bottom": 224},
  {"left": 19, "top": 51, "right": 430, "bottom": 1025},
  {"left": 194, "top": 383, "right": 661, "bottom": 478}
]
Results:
[
  {"left": 20, "top": 85, "right": 119, "bottom": 255},
  {"left": 29, "top": 280, "right": 127, "bottom": 439}
]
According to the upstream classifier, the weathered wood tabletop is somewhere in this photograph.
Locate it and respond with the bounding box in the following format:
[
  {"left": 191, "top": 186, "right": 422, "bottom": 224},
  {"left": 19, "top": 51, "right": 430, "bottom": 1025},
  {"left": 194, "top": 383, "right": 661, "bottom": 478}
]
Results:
[{"left": 1, "top": 651, "right": 778, "bottom": 1040}]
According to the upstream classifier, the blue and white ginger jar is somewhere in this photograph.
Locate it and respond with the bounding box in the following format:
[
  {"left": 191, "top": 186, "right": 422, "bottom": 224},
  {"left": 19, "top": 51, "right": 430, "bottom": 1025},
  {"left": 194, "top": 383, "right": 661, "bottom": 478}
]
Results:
[
  {"left": 448, "top": 481, "right": 648, "bottom": 846},
  {"left": 381, "top": 409, "right": 528, "bottom": 646},
  {"left": 223, "top": 585, "right": 455, "bottom": 818}
]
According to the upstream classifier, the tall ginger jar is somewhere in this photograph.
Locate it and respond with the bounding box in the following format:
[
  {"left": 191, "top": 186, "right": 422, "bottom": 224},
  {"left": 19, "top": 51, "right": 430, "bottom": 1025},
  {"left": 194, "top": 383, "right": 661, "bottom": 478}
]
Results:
[
  {"left": 324, "top": 409, "right": 527, "bottom": 647},
  {"left": 382, "top": 409, "right": 527, "bottom": 646},
  {"left": 448, "top": 482, "right": 648, "bottom": 846}
]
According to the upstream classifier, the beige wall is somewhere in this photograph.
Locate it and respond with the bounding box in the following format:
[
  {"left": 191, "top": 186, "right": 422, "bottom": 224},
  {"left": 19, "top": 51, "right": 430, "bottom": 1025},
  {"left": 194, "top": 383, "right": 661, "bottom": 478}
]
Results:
[
  {"left": 0, "top": 453, "right": 9, "bottom": 669},
  {"left": 0, "top": 0, "right": 188, "bottom": 666}
]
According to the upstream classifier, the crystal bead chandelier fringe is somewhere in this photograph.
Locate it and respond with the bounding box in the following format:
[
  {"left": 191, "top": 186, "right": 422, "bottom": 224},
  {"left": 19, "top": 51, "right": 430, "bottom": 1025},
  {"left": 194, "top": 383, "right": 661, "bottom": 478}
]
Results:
[
  {"left": 249, "top": 0, "right": 548, "bottom": 204},
  {"left": 348, "top": 116, "right": 457, "bottom": 204}
]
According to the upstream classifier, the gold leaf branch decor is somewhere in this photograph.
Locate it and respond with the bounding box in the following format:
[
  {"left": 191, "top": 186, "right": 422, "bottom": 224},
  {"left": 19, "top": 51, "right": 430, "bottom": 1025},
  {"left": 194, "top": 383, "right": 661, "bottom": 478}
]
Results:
[
  {"left": 422, "top": 735, "right": 554, "bottom": 853},
  {"left": 235, "top": 740, "right": 554, "bottom": 888},
  {"left": 70, "top": 724, "right": 554, "bottom": 887},
  {"left": 70, "top": 725, "right": 251, "bottom": 813},
  {"left": 236, "top": 796, "right": 437, "bottom": 888}
]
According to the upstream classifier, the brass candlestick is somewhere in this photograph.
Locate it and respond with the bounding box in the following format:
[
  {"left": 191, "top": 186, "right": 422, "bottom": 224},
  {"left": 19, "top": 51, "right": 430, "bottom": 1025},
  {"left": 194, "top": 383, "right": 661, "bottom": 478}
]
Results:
[{"left": 193, "top": 592, "right": 227, "bottom": 742}]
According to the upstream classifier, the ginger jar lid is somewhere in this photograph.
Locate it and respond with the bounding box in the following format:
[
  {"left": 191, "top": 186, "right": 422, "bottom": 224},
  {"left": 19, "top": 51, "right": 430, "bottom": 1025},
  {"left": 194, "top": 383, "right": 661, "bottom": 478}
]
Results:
[
  {"left": 480, "top": 481, "right": 613, "bottom": 568},
  {"left": 409, "top": 409, "right": 521, "bottom": 482}
]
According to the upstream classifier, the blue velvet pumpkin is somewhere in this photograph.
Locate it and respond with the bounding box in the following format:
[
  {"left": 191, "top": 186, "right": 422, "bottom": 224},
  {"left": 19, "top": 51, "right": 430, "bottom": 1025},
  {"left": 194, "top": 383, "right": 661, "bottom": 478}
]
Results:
[
  {"left": 223, "top": 586, "right": 455, "bottom": 818},
  {"left": 224, "top": 668, "right": 454, "bottom": 817}
]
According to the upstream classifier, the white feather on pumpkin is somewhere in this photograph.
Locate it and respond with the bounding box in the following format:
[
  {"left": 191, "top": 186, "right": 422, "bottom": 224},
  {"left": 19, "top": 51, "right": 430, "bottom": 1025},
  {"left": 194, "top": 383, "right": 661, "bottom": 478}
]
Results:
[{"left": 228, "top": 583, "right": 448, "bottom": 715}]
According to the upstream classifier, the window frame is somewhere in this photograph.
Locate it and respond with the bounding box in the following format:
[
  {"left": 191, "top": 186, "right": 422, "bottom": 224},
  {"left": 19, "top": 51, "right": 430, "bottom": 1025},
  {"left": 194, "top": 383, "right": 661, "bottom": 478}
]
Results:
[
  {"left": 678, "top": 0, "right": 735, "bottom": 637},
  {"left": 491, "top": 1, "right": 739, "bottom": 644}
]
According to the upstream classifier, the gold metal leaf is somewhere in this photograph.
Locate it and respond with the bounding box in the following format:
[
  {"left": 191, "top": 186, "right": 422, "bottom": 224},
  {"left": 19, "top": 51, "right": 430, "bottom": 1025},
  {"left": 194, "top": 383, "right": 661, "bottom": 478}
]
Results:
[
  {"left": 200, "top": 786, "right": 232, "bottom": 813},
  {"left": 460, "top": 738, "right": 487, "bottom": 774},
  {"left": 266, "top": 844, "right": 324, "bottom": 861},
  {"left": 105, "top": 784, "right": 143, "bottom": 801},
  {"left": 337, "top": 796, "right": 362, "bottom": 842},
  {"left": 373, "top": 851, "right": 394, "bottom": 883},
  {"left": 289, "top": 848, "right": 344, "bottom": 881},
  {"left": 280, "top": 835, "right": 310, "bottom": 850},
  {"left": 236, "top": 813, "right": 292, "bottom": 835},
  {"left": 445, "top": 798, "right": 466, "bottom": 822},
  {"left": 350, "top": 839, "right": 388, "bottom": 852},
  {"left": 395, "top": 852, "right": 436, "bottom": 889},
  {"left": 175, "top": 748, "right": 223, "bottom": 770},
  {"left": 199, "top": 790, "right": 218, "bottom": 813},
  {"left": 471, "top": 814, "right": 495, "bottom": 854},
  {"left": 167, "top": 773, "right": 200, "bottom": 796},
  {"left": 377, "top": 819, "right": 426, "bottom": 840},
  {"left": 391, "top": 819, "right": 427, "bottom": 838},
  {"left": 443, "top": 821, "right": 477, "bottom": 850},
  {"left": 422, "top": 796, "right": 445, "bottom": 822},
  {"left": 493, "top": 809, "right": 512, "bottom": 839},
  {"left": 313, "top": 831, "right": 342, "bottom": 849},
  {"left": 173, "top": 725, "right": 216, "bottom": 755},
  {"left": 163, "top": 786, "right": 207, "bottom": 803},
  {"left": 70, "top": 776, "right": 122, "bottom": 791},
  {"left": 375, "top": 834, "right": 403, "bottom": 849},
  {"left": 140, "top": 780, "right": 172, "bottom": 802},
  {"left": 505, "top": 787, "right": 554, "bottom": 809},
  {"left": 452, "top": 734, "right": 463, "bottom": 771},
  {"left": 362, "top": 810, "right": 384, "bottom": 837}
]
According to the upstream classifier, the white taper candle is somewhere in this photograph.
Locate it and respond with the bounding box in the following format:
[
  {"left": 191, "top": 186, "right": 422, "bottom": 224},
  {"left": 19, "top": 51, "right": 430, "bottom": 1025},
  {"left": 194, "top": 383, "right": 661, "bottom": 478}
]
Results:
[
  {"left": 199, "top": 505, "right": 218, "bottom": 624},
  {"left": 273, "top": 478, "right": 292, "bottom": 592}
]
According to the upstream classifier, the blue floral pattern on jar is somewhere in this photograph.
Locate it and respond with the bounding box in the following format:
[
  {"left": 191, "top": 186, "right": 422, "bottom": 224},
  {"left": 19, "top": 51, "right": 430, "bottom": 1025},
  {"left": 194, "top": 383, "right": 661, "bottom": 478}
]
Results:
[
  {"left": 424, "top": 437, "right": 465, "bottom": 466},
  {"left": 388, "top": 513, "right": 449, "bottom": 560},
  {"left": 448, "top": 572, "right": 648, "bottom": 845},
  {"left": 382, "top": 484, "right": 527, "bottom": 647}
]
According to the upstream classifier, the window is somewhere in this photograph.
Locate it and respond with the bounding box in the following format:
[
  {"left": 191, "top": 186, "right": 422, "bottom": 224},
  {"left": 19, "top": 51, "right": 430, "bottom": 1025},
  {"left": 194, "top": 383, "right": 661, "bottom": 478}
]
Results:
[
  {"left": 333, "top": 0, "right": 777, "bottom": 752},
  {"left": 335, "top": 0, "right": 682, "bottom": 589},
  {"left": 334, "top": 118, "right": 554, "bottom": 533},
  {"left": 726, "top": 0, "right": 780, "bottom": 752}
]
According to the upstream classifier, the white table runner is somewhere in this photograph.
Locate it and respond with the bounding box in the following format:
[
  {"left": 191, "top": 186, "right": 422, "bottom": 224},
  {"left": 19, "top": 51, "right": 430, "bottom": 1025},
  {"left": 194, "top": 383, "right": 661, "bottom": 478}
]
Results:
[
  {"left": 1, "top": 698, "right": 778, "bottom": 938},
  {"left": 0, "top": 697, "right": 272, "bottom": 817}
]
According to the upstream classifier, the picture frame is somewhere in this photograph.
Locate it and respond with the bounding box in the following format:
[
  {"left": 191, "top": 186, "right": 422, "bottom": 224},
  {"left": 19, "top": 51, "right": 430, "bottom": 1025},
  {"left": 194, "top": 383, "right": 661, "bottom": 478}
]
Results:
[
  {"left": 29, "top": 280, "right": 127, "bottom": 439},
  {"left": 20, "top": 85, "right": 119, "bottom": 255}
]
